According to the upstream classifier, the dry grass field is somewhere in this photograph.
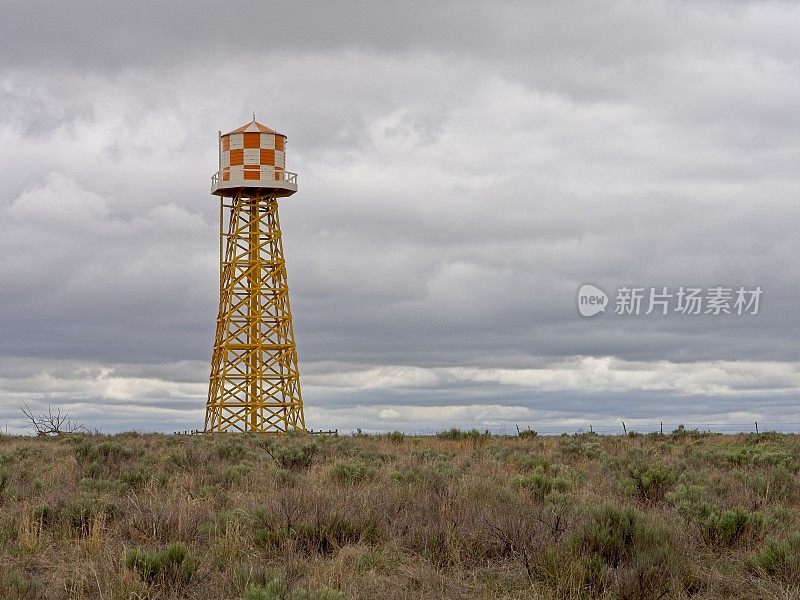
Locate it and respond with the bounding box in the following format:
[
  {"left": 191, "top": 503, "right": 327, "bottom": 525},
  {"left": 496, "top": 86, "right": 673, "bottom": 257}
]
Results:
[{"left": 1, "top": 428, "right": 799, "bottom": 599}]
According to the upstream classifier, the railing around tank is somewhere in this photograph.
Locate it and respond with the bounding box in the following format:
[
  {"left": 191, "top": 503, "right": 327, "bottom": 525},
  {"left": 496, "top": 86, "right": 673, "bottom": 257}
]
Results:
[{"left": 211, "top": 170, "right": 297, "bottom": 190}]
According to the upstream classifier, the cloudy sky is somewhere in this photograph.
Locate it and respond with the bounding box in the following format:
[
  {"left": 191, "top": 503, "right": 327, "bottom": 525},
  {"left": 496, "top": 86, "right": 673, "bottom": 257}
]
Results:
[{"left": 1, "top": 0, "right": 799, "bottom": 434}]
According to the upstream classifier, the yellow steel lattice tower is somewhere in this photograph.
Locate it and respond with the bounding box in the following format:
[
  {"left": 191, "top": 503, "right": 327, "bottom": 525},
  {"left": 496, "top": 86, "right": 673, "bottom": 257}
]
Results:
[{"left": 204, "top": 119, "right": 306, "bottom": 432}]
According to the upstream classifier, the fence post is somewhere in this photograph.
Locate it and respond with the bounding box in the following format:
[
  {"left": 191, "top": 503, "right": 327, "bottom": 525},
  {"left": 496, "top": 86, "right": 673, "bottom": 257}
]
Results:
[
  {"left": 621, "top": 421, "right": 627, "bottom": 435},
  {"left": 755, "top": 421, "right": 759, "bottom": 434},
  {"left": 660, "top": 422, "right": 663, "bottom": 435}
]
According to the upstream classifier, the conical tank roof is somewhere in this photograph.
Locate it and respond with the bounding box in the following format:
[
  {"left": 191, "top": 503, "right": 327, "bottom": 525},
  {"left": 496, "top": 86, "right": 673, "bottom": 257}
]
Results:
[{"left": 223, "top": 119, "right": 285, "bottom": 137}]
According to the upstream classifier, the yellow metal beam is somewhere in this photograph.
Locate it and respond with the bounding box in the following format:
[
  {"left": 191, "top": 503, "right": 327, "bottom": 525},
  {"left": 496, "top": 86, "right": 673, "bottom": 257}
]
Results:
[{"left": 205, "top": 193, "right": 306, "bottom": 433}]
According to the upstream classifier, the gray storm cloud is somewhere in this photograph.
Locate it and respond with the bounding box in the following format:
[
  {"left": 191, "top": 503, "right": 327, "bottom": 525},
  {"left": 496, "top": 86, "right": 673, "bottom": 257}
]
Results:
[{"left": 1, "top": 0, "right": 799, "bottom": 433}]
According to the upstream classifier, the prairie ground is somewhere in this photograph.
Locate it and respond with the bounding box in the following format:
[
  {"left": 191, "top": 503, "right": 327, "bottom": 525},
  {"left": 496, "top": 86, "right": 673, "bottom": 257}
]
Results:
[{"left": 1, "top": 428, "right": 799, "bottom": 599}]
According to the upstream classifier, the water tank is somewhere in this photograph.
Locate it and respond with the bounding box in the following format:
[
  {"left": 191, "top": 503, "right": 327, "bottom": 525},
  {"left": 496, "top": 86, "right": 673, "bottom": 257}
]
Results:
[{"left": 211, "top": 119, "right": 297, "bottom": 197}]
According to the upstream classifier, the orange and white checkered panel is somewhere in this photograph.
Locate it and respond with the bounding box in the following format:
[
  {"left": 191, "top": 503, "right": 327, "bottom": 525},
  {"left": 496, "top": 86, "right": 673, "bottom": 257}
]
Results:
[{"left": 219, "top": 121, "right": 288, "bottom": 185}]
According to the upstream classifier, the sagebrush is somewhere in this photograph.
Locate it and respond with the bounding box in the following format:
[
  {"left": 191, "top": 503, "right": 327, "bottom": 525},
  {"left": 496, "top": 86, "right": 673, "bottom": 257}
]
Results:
[{"left": 0, "top": 430, "right": 798, "bottom": 598}]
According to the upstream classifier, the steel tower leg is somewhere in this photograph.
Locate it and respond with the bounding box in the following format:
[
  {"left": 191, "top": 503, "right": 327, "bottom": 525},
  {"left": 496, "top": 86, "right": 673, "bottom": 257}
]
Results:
[{"left": 205, "top": 193, "right": 306, "bottom": 432}]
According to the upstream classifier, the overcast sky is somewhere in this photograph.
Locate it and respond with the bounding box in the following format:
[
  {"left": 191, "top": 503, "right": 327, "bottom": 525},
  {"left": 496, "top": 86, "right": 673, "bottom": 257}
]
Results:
[{"left": 2, "top": 0, "right": 800, "bottom": 434}]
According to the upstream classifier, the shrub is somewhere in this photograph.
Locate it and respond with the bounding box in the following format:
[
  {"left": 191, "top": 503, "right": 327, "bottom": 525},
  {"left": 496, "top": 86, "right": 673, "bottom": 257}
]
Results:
[
  {"left": 79, "top": 477, "right": 120, "bottom": 494},
  {"left": 570, "top": 504, "right": 667, "bottom": 567},
  {"left": 436, "top": 428, "right": 491, "bottom": 442},
  {"left": 742, "top": 465, "right": 797, "bottom": 502},
  {"left": 626, "top": 463, "right": 677, "bottom": 503},
  {"left": 61, "top": 493, "right": 116, "bottom": 534},
  {"left": 357, "top": 549, "right": 400, "bottom": 574},
  {"left": 96, "top": 441, "right": 134, "bottom": 461},
  {"left": 531, "top": 545, "right": 592, "bottom": 596},
  {"left": 0, "top": 569, "right": 39, "bottom": 598},
  {"left": 614, "top": 543, "right": 683, "bottom": 600},
  {"left": 75, "top": 440, "right": 137, "bottom": 479},
  {"left": 513, "top": 453, "right": 550, "bottom": 473},
  {"left": 0, "top": 468, "right": 8, "bottom": 502},
  {"left": 244, "top": 579, "right": 285, "bottom": 600},
  {"left": 389, "top": 466, "right": 418, "bottom": 484},
  {"left": 125, "top": 542, "right": 196, "bottom": 585},
  {"left": 7, "top": 429, "right": 800, "bottom": 597},
  {"left": 666, "top": 483, "right": 708, "bottom": 511},
  {"left": 294, "top": 588, "right": 345, "bottom": 600},
  {"left": 169, "top": 449, "right": 193, "bottom": 469},
  {"left": 244, "top": 575, "right": 345, "bottom": 600},
  {"left": 748, "top": 533, "right": 800, "bottom": 583},
  {"left": 294, "top": 516, "right": 378, "bottom": 555},
  {"left": 254, "top": 526, "right": 287, "bottom": 551},
  {"left": 199, "top": 510, "right": 241, "bottom": 539},
  {"left": 216, "top": 441, "right": 250, "bottom": 462},
  {"left": 262, "top": 438, "right": 318, "bottom": 471},
  {"left": 744, "top": 432, "right": 785, "bottom": 445},
  {"left": 118, "top": 467, "right": 152, "bottom": 488},
  {"left": 74, "top": 440, "right": 96, "bottom": 465},
  {"left": 31, "top": 504, "right": 57, "bottom": 528},
  {"left": 671, "top": 424, "right": 710, "bottom": 439},
  {"left": 390, "top": 461, "right": 453, "bottom": 487},
  {"left": 412, "top": 447, "right": 455, "bottom": 462},
  {"left": 76, "top": 440, "right": 134, "bottom": 463},
  {"left": 511, "top": 467, "right": 569, "bottom": 500},
  {"left": 701, "top": 444, "right": 797, "bottom": 471},
  {"left": 385, "top": 431, "right": 405, "bottom": 443},
  {"left": 330, "top": 460, "right": 376, "bottom": 484},
  {"left": 699, "top": 506, "right": 763, "bottom": 547},
  {"left": 518, "top": 428, "right": 538, "bottom": 439},
  {"left": 571, "top": 504, "right": 637, "bottom": 567},
  {"left": 559, "top": 438, "right": 604, "bottom": 460},
  {"left": 221, "top": 464, "right": 252, "bottom": 485},
  {"left": 569, "top": 504, "right": 680, "bottom": 596},
  {"left": 271, "top": 467, "right": 298, "bottom": 486},
  {"left": 254, "top": 511, "right": 377, "bottom": 556}
]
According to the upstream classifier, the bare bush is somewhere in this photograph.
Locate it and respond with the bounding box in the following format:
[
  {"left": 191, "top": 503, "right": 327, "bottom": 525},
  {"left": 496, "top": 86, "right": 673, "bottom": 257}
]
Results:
[{"left": 19, "top": 401, "right": 85, "bottom": 436}]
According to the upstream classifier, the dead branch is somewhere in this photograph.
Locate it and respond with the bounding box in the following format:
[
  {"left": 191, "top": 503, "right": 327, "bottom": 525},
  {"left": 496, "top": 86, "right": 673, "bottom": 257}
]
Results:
[{"left": 20, "top": 401, "right": 85, "bottom": 436}]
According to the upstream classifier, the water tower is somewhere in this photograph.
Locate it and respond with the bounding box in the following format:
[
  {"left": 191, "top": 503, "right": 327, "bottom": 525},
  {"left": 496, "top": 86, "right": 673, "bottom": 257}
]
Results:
[{"left": 204, "top": 118, "right": 306, "bottom": 433}]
